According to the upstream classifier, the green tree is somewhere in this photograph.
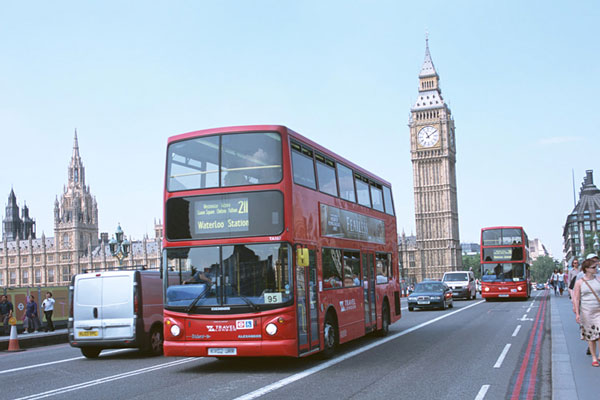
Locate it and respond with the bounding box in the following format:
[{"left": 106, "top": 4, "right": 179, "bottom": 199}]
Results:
[
  {"left": 530, "top": 256, "right": 558, "bottom": 283},
  {"left": 462, "top": 254, "right": 481, "bottom": 280}
]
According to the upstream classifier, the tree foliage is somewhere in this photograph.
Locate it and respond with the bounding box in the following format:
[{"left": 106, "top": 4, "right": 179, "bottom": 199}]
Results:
[
  {"left": 531, "top": 256, "right": 559, "bottom": 283},
  {"left": 462, "top": 254, "right": 481, "bottom": 280}
]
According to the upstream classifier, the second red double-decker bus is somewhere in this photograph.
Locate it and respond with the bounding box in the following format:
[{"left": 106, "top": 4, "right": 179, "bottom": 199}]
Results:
[
  {"left": 162, "top": 125, "right": 401, "bottom": 358},
  {"left": 480, "top": 226, "right": 531, "bottom": 300}
]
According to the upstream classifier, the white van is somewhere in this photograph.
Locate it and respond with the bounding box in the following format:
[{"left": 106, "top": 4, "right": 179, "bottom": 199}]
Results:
[
  {"left": 442, "top": 271, "right": 477, "bottom": 300},
  {"left": 68, "top": 269, "right": 163, "bottom": 358}
]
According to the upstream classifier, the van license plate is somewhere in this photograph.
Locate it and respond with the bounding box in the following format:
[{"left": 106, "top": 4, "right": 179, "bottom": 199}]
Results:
[
  {"left": 208, "top": 347, "right": 237, "bottom": 356},
  {"left": 78, "top": 331, "right": 99, "bottom": 337}
]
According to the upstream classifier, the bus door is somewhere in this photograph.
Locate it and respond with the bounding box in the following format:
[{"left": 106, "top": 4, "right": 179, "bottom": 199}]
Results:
[
  {"left": 295, "top": 245, "right": 319, "bottom": 355},
  {"left": 362, "top": 253, "right": 377, "bottom": 333}
]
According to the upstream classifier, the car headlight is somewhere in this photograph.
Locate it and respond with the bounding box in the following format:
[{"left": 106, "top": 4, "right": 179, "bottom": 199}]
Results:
[
  {"left": 170, "top": 324, "right": 181, "bottom": 337},
  {"left": 265, "top": 323, "right": 278, "bottom": 336},
  {"left": 408, "top": 297, "right": 417, "bottom": 302}
]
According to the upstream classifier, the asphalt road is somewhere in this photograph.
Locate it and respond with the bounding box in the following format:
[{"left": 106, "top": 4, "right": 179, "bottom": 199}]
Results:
[{"left": 1, "top": 291, "right": 551, "bottom": 400}]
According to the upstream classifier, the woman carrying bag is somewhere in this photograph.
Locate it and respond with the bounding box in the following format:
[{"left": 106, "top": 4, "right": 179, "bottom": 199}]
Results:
[{"left": 573, "top": 258, "right": 600, "bottom": 366}]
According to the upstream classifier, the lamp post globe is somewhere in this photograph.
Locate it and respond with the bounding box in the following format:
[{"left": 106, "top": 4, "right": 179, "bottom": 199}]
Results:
[{"left": 109, "top": 224, "right": 130, "bottom": 269}]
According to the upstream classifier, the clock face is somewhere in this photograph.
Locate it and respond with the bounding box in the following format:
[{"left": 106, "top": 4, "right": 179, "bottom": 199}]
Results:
[{"left": 417, "top": 126, "right": 439, "bottom": 147}]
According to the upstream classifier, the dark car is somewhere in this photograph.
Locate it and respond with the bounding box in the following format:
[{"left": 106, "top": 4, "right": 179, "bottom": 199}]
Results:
[
  {"left": 407, "top": 281, "right": 453, "bottom": 311},
  {"left": 536, "top": 283, "right": 545, "bottom": 290}
]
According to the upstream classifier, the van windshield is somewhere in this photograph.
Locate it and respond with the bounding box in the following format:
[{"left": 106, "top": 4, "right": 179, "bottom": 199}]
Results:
[{"left": 443, "top": 273, "right": 468, "bottom": 282}]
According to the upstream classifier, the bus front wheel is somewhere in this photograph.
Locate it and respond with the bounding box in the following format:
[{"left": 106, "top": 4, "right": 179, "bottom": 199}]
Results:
[
  {"left": 322, "top": 314, "right": 338, "bottom": 359},
  {"left": 376, "top": 303, "right": 390, "bottom": 337}
]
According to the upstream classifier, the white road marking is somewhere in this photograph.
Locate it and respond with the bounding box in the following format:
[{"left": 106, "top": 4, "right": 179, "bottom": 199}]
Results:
[
  {"left": 512, "top": 325, "right": 521, "bottom": 337},
  {"left": 234, "top": 300, "right": 486, "bottom": 400},
  {"left": 14, "top": 357, "right": 197, "bottom": 400},
  {"left": 494, "top": 344, "right": 511, "bottom": 368},
  {"left": 0, "top": 349, "right": 130, "bottom": 375},
  {"left": 474, "top": 384, "right": 490, "bottom": 400}
]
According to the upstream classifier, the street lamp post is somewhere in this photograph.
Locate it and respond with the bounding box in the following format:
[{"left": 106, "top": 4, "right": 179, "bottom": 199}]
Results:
[{"left": 109, "top": 224, "right": 131, "bottom": 269}]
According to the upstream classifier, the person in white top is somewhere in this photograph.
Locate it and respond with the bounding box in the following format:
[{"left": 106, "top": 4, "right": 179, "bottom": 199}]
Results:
[
  {"left": 551, "top": 269, "right": 560, "bottom": 296},
  {"left": 41, "top": 292, "right": 55, "bottom": 332}
]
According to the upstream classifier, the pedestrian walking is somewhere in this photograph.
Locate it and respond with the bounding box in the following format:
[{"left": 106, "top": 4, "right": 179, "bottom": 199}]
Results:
[
  {"left": 551, "top": 269, "right": 560, "bottom": 296},
  {"left": 24, "top": 295, "right": 41, "bottom": 333},
  {"left": 573, "top": 258, "right": 600, "bottom": 366},
  {"left": 558, "top": 269, "right": 567, "bottom": 296},
  {"left": 41, "top": 292, "right": 55, "bottom": 332},
  {"left": 568, "top": 258, "right": 581, "bottom": 299},
  {"left": 0, "top": 295, "right": 14, "bottom": 335}
]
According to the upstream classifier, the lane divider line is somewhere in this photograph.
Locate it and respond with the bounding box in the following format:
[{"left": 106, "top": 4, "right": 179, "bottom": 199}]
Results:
[
  {"left": 525, "top": 294, "right": 548, "bottom": 399},
  {"left": 0, "top": 349, "right": 130, "bottom": 375},
  {"left": 494, "top": 344, "right": 511, "bottom": 368},
  {"left": 474, "top": 384, "right": 490, "bottom": 400},
  {"left": 234, "top": 300, "right": 486, "bottom": 400},
  {"left": 14, "top": 357, "right": 197, "bottom": 400},
  {"left": 512, "top": 325, "right": 521, "bottom": 337}
]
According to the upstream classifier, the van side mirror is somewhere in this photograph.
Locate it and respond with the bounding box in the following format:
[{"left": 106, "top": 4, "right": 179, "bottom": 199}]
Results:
[{"left": 297, "top": 247, "right": 309, "bottom": 267}]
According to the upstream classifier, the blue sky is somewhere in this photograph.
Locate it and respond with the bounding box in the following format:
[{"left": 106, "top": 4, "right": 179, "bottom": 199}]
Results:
[{"left": 1, "top": 1, "right": 598, "bottom": 258}]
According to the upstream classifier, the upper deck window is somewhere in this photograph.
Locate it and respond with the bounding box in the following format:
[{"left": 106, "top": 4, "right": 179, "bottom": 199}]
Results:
[
  {"left": 337, "top": 163, "right": 355, "bottom": 202},
  {"left": 315, "top": 154, "right": 338, "bottom": 197},
  {"left": 482, "top": 228, "right": 523, "bottom": 246},
  {"left": 355, "top": 173, "right": 371, "bottom": 207},
  {"left": 167, "top": 132, "right": 282, "bottom": 192},
  {"left": 383, "top": 186, "right": 395, "bottom": 216},
  {"left": 370, "top": 182, "right": 384, "bottom": 212},
  {"left": 291, "top": 142, "right": 316, "bottom": 189}
]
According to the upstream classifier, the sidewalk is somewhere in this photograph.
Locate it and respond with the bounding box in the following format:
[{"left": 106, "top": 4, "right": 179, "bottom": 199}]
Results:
[
  {"left": 551, "top": 293, "right": 599, "bottom": 400},
  {"left": 0, "top": 328, "right": 68, "bottom": 351}
]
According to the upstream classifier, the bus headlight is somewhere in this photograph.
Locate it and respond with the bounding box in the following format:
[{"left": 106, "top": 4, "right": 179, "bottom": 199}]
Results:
[
  {"left": 265, "top": 323, "right": 278, "bottom": 336},
  {"left": 484, "top": 287, "right": 490, "bottom": 292},
  {"left": 170, "top": 324, "right": 181, "bottom": 337},
  {"left": 517, "top": 286, "right": 523, "bottom": 291}
]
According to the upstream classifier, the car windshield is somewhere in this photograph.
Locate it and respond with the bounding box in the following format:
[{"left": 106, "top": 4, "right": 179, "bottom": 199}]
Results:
[
  {"left": 443, "top": 273, "right": 468, "bottom": 282},
  {"left": 164, "top": 243, "right": 292, "bottom": 312},
  {"left": 481, "top": 263, "right": 526, "bottom": 282},
  {"left": 414, "top": 283, "right": 445, "bottom": 293}
]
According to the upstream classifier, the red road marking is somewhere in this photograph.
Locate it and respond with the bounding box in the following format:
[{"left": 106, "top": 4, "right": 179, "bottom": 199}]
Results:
[
  {"left": 510, "top": 293, "right": 547, "bottom": 400},
  {"left": 525, "top": 295, "right": 547, "bottom": 399}
]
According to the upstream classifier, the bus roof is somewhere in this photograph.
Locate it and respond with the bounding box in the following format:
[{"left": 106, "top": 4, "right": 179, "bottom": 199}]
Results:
[
  {"left": 481, "top": 226, "right": 525, "bottom": 231},
  {"left": 167, "top": 125, "right": 392, "bottom": 187}
]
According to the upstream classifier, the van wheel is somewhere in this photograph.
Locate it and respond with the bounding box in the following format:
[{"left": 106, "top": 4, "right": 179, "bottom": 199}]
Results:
[
  {"left": 376, "top": 303, "right": 390, "bottom": 337},
  {"left": 81, "top": 347, "right": 101, "bottom": 358},
  {"left": 146, "top": 326, "right": 164, "bottom": 356},
  {"left": 321, "top": 314, "right": 338, "bottom": 359}
]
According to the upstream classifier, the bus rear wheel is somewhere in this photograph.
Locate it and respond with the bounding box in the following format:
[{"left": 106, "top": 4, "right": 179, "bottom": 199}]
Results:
[
  {"left": 322, "top": 314, "right": 338, "bottom": 359},
  {"left": 377, "top": 303, "right": 390, "bottom": 337}
]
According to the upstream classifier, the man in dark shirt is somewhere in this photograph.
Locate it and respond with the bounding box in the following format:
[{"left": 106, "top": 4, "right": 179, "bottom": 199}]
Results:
[{"left": 0, "top": 295, "right": 14, "bottom": 335}]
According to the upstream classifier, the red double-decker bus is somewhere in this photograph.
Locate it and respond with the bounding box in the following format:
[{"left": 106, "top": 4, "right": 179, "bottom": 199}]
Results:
[
  {"left": 480, "top": 226, "right": 531, "bottom": 300},
  {"left": 161, "top": 125, "right": 401, "bottom": 358}
]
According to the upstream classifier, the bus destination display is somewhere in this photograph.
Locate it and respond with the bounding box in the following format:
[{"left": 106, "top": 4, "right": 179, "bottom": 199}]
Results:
[{"left": 194, "top": 197, "right": 249, "bottom": 234}]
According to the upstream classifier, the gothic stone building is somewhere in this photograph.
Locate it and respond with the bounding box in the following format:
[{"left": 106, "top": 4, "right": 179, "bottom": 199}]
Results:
[
  {"left": 0, "top": 132, "right": 162, "bottom": 288},
  {"left": 563, "top": 170, "right": 600, "bottom": 262},
  {"left": 405, "top": 39, "right": 463, "bottom": 281},
  {"left": 2, "top": 189, "right": 36, "bottom": 241}
]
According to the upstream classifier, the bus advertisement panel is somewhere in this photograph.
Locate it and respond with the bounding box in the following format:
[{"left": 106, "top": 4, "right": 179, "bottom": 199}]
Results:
[
  {"left": 480, "top": 226, "right": 531, "bottom": 300},
  {"left": 162, "top": 125, "right": 401, "bottom": 358}
]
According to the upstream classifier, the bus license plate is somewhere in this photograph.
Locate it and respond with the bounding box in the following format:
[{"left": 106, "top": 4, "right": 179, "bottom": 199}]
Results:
[
  {"left": 498, "top": 294, "right": 509, "bottom": 297},
  {"left": 417, "top": 301, "right": 430, "bottom": 305},
  {"left": 208, "top": 347, "right": 237, "bottom": 356},
  {"left": 78, "top": 331, "right": 99, "bottom": 337}
]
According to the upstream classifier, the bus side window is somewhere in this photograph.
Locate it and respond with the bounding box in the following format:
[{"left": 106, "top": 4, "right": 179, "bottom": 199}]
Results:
[
  {"left": 291, "top": 142, "right": 316, "bottom": 189},
  {"left": 322, "top": 248, "right": 342, "bottom": 289}
]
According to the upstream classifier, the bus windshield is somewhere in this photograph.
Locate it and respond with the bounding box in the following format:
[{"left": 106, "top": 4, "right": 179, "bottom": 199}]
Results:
[
  {"left": 167, "top": 131, "right": 282, "bottom": 191},
  {"left": 481, "top": 263, "right": 526, "bottom": 282},
  {"left": 164, "top": 243, "right": 292, "bottom": 312}
]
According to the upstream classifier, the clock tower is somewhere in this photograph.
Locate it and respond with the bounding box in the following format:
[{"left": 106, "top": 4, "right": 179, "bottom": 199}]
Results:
[{"left": 408, "top": 38, "right": 462, "bottom": 280}]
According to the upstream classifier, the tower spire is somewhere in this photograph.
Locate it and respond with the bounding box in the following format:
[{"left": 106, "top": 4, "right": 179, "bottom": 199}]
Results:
[
  {"left": 419, "top": 34, "right": 438, "bottom": 78},
  {"left": 73, "top": 129, "right": 80, "bottom": 161}
]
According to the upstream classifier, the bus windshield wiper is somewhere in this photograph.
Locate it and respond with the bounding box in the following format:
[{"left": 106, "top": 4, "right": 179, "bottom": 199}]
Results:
[
  {"left": 229, "top": 285, "right": 259, "bottom": 312},
  {"left": 185, "top": 284, "right": 211, "bottom": 313}
]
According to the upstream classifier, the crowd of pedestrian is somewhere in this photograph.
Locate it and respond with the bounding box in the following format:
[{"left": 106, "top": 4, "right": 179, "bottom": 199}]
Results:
[
  {"left": 0, "top": 291, "right": 55, "bottom": 335},
  {"left": 569, "top": 253, "right": 600, "bottom": 366}
]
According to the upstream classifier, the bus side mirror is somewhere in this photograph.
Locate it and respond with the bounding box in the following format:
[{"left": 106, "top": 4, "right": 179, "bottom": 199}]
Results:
[{"left": 297, "top": 248, "right": 309, "bottom": 267}]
